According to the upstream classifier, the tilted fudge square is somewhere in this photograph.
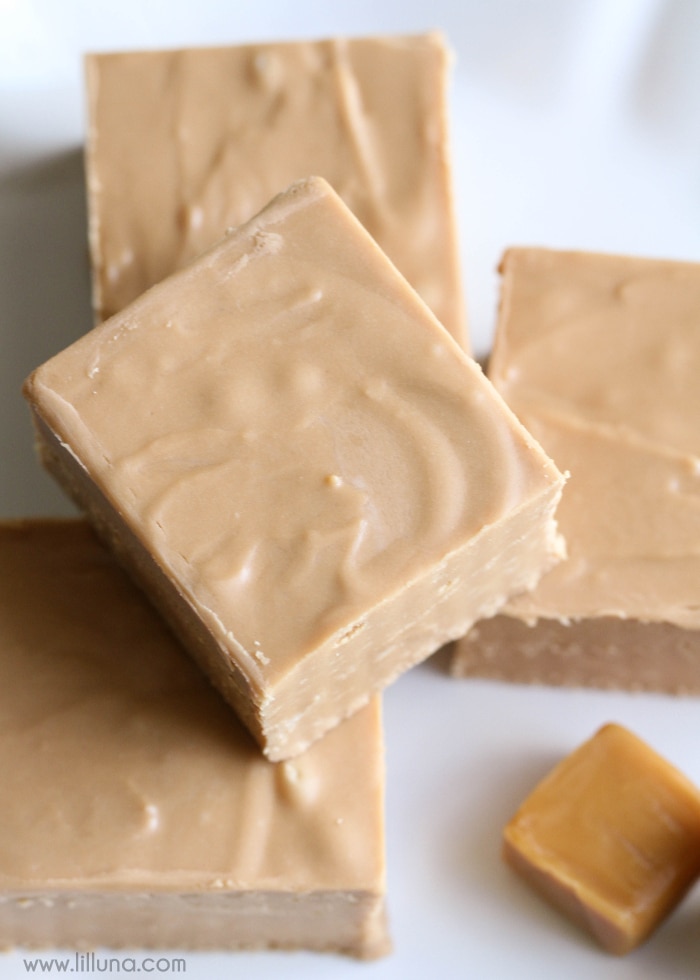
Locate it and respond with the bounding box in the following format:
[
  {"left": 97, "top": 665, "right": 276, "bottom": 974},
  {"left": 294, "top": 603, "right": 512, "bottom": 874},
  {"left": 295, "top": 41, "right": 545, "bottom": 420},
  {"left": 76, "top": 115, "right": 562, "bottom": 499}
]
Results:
[
  {"left": 453, "top": 247, "right": 700, "bottom": 689},
  {"left": 504, "top": 723, "right": 700, "bottom": 955},
  {"left": 24, "top": 177, "right": 565, "bottom": 760},
  {"left": 85, "top": 33, "right": 467, "bottom": 347},
  {"left": 0, "top": 520, "right": 389, "bottom": 957}
]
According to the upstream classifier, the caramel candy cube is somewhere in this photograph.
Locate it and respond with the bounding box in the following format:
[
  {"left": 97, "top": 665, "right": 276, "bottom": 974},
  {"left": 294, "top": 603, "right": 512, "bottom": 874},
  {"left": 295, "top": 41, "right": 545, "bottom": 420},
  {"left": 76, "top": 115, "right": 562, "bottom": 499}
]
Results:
[
  {"left": 0, "top": 520, "right": 389, "bottom": 957},
  {"left": 85, "top": 33, "right": 467, "bottom": 347},
  {"left": 23, "top": 177, "right": 564, "bottom": 761},
  {"left": 503, "top": 723, "right": 700, "bottom": 954}
]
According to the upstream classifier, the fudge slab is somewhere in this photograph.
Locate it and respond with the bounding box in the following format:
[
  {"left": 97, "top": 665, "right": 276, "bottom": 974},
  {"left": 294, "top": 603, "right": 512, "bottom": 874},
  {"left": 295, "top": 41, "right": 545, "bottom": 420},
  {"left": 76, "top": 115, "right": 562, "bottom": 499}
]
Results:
[
  {"left": 453, "top": 247, "right": 700, "bottom": 689},
  {"left": 85, "top": 33, "right": 467, "bottom": 347},
  {"left": 24, "top": 177, "right": 565, "bottom": 760},
  {"left": 0, "top": 519, "right": 388, "bottom": 957},
  {"left": 504, "top": 724, "right": 700, "bottom": 954}
]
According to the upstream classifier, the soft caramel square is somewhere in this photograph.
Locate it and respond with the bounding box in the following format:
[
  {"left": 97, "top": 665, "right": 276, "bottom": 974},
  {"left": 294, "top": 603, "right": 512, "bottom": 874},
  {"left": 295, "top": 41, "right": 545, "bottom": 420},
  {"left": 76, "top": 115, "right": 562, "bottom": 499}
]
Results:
[{"left": 504, "top": 723, "right": 700, "bottom": 954}]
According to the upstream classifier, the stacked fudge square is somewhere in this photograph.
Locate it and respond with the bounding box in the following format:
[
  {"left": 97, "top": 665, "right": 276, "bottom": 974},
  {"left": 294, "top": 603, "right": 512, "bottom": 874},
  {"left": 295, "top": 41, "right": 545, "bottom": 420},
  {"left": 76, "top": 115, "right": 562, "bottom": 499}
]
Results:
[{"left": 8, "top": 34, "right": 565, "bottom": 956}]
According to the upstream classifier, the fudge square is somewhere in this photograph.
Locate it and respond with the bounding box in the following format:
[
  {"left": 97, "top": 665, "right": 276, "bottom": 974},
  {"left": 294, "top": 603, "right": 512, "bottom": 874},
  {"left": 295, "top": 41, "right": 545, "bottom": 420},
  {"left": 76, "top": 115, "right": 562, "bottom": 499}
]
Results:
[
  {"left": 454, "top": 247, "right": 700, "bottom": 690},
  {"left": 85, "top": 33, "right": 467, "bottom": 347},
  {"left": 24, "top": 177, "right": 565, "bottom": 761},
  {"left": 503, "top": 724, "right": 700, "bottom": 955},
  {"left": 0, "top": 519, "right": 389, "bottom": 957}
]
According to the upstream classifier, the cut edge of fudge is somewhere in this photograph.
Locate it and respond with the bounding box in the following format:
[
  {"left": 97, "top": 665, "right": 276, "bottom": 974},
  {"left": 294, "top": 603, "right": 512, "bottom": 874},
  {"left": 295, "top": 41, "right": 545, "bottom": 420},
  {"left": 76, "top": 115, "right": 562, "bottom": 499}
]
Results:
[
  {"left": 1, "top": 890, "right": 391, "bottom": 958},
  {"left": 452, "top": 614, "right": 700, "bottom": 693}
]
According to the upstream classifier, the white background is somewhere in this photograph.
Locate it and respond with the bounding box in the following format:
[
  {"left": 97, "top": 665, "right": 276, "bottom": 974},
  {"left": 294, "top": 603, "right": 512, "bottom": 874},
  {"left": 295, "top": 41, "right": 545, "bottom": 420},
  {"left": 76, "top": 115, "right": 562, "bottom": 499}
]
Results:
[{"left": 2, "top": 1, "right": 700, "bottom": 977}]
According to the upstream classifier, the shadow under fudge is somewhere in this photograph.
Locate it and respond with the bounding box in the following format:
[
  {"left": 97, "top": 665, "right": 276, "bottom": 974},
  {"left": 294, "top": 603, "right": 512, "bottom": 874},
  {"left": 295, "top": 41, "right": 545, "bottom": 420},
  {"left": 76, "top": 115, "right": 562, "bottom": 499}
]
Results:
[{"left": 0, "top": 150, "right": 92, "bottom": 517}]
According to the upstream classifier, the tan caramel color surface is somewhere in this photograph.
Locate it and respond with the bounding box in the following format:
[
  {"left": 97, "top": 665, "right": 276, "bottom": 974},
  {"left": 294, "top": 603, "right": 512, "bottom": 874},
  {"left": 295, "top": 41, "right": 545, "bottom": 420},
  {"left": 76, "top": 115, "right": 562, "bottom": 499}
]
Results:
[
  {"left": 0, "top": 520, "right": 388, "bottom": 956},
  {"left": 454, "top": 247, "right": 700, "bottom": 688},
  {"left": 503, "top": 724, "right": 700, "bottom": 955},
  {"left": 24, "top": 178, "right": 564, "bottom": 760},
  {"left": 85, "top": 33, "right": 467, "bottom": 347}
]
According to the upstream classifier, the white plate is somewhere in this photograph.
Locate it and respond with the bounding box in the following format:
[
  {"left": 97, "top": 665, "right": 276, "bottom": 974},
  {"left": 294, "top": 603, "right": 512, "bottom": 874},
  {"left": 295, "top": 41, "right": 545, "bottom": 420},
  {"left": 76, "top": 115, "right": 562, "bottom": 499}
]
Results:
[{"left": 2, "top": 2, "right": 700, "bottom": 978}]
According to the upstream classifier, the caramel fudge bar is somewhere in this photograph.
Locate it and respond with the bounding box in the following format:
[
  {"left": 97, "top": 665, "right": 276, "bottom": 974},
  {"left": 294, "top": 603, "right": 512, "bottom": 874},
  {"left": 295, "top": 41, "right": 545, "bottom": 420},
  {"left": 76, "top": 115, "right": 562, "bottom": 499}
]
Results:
[
  {"left": 0, "top": 520, "right": 389, "bottom": 957},
  {"left": 85, "top": 33, "right": 467, "bottom": 347},
  {"left": 24, "top": 178, "right": 565, "bottom": 760},
  {"left": 453, "top": 248, "right": 700, "bottom": 690},
  {"left": 504, "top": 724, "right": 700, "bottom": 954}
]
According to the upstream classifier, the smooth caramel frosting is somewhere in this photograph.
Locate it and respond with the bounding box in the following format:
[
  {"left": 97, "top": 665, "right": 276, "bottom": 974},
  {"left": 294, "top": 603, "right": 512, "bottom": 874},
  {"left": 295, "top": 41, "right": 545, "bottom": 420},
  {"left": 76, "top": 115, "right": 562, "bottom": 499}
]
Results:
[
  {"left": 504, "top": 724, "right": 700, "bottom": 954},
  {"left": 25, "top": 178, "right": 564, "bottom": 759},
  {"left": 488, "top": 247, "right": 700, "bottom": 629},
  {"left": 85, "top": 33, "right": 467, "bottom": 346},
  {"left": 0, "top": 520, "right": 388, "bottom": 955}
]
